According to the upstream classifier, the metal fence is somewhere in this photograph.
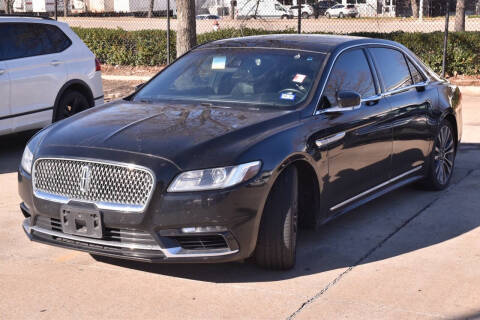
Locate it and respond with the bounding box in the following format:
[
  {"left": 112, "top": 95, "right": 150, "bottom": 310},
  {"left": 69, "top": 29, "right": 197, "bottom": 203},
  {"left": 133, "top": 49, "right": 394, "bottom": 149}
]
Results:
[{"left": 2, "top": 0, "right": 480, "bottom": 34}]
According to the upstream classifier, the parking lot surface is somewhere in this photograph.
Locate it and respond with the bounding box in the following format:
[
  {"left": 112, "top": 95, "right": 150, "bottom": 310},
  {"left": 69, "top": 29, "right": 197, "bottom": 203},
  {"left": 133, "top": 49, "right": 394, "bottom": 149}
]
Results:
[{"left": 1, "top": 95, "right": 479, "bottom": 319}]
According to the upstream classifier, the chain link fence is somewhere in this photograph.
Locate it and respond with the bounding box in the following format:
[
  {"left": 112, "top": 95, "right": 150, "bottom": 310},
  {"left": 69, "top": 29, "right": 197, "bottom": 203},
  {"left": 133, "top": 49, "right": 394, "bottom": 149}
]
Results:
[{"left": 2, "top": 0, "right": 479, "bottom": 77}]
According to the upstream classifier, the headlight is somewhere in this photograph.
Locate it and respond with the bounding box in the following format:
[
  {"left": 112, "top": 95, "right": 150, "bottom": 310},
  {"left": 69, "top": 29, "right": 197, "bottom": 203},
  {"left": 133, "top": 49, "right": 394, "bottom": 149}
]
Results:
[
  {"left": 21, "top": 145, "right": 34, "bottom": 175},
  {"left": 168, "top": 161, "right": 261, "bottom": 192}
]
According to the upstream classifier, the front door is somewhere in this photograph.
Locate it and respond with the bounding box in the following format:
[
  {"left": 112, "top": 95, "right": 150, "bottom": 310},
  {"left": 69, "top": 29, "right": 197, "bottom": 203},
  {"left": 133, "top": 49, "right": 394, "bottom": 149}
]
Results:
[{"left": 315, "top": 48, "right": 393, "bottom": 215}]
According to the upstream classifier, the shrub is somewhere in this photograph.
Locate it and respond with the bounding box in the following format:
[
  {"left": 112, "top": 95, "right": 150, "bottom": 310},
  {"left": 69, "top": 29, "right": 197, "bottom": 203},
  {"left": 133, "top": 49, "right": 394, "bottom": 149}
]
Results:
[{"left": 72, "top": 27, "right": 480, "bottom": 75}]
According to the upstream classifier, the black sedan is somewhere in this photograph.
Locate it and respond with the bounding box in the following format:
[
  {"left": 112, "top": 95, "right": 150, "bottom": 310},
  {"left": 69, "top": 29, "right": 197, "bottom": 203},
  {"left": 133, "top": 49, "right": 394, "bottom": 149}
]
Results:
[{"left": 19, "top": 35, "right": 462, "bottom": 270}]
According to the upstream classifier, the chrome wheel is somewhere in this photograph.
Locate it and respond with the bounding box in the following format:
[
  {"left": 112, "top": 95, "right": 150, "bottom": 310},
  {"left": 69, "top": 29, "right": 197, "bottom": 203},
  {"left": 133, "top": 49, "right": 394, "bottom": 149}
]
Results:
[{"left": 434, "top": 125, "right": 455, "bottom": 185}]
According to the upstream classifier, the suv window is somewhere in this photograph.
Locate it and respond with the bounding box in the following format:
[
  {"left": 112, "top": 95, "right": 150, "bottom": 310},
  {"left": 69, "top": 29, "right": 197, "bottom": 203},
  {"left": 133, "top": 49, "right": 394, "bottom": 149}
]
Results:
[
  {"left": 323, "top": 49, "right": 376, "bottom": 108},
  {"left": 370, "top": 47, "right": 413, "bottom": 91},
  {"left": 406, "top": 59, "right": 425, "bottom": 84},
  {"left": 0, "top": 23, "right": 71, "bottom": 61}
]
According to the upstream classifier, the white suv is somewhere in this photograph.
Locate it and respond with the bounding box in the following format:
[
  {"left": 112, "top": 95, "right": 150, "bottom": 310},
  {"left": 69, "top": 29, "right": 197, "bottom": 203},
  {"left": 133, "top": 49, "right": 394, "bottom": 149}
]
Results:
[
  {"left": 325, "top": 4, "right": 359, "bottom": 18},
  {"left": 0, "top": 16, "right": 103, "bottom": 136}
]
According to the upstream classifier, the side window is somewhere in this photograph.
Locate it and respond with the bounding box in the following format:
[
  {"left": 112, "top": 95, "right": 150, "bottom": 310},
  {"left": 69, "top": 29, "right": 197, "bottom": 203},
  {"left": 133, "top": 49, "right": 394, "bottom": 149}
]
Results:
[
  {"left": 370, "top": 47, "right": 413, "bottom": 91},
  {"left": 323, "top": 49, "right": 376, "bottom": 107},
  {"left": 406, "top": 59, "right": 425, "bottom": 84}
]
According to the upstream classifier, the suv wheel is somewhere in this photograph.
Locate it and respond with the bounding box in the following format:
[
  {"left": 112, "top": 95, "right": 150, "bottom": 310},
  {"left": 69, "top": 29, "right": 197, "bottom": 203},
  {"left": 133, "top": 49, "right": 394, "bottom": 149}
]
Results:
[
  {"left": 255, "top": 166, "right": 298, "bottom": 270},
  {"left": 301, "top": 12, "right": 309, "bottom": 19},
  {"left": 422, "top": 120, "right": 456, "bottom": 190},
  {"left": 54, "top": 90, "right": 89, "bottom": 122},
  {"left": 326, "top": 12, "right": 331, "bottom": 18},
  {"left": 339, "top": 12, "right": 344, "bottom": 18}
]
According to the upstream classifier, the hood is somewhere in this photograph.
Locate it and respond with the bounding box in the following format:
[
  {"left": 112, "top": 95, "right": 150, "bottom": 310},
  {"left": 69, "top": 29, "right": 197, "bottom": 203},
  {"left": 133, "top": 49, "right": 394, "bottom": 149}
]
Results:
[{"left": 41, "top": 101, "right": 294, "bottom": 169}]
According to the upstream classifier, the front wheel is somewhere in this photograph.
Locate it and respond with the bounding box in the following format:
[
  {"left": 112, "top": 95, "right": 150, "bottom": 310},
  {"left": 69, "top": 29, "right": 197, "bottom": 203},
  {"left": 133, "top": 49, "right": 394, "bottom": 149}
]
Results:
[
  {"left": 422, "top": 120, "right": 456, "bottom": 190},
  {"left": 326, "top": 13, "right": 331, "bottom": 18},
  {"left": 301, "top": 12, "right": 309, "bottom": 19},
  {"left": 255, "top": 166, "right": 298, "bottom": 270},
  {"left": 339, "top": 12, "right": 344, "bottom": 18}
]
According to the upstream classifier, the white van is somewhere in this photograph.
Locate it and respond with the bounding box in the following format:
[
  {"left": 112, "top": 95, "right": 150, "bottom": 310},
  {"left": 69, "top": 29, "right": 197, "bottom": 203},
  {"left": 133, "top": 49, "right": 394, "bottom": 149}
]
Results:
[
  {"left": 114, "top": 0, "right": 177, "bottom": 14},
  {"left": 237, "top": 0, "right": 293, "bottom": 19},
  {"left": 13, "top": 0, "right": 33, "bottom": 12}
]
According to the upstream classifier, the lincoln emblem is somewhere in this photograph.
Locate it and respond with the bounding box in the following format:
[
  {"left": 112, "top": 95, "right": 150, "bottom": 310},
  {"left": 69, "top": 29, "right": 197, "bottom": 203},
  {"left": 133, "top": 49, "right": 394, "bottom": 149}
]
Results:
[{"left": 79, "top": 165, "right": 91, "bottom": 193}]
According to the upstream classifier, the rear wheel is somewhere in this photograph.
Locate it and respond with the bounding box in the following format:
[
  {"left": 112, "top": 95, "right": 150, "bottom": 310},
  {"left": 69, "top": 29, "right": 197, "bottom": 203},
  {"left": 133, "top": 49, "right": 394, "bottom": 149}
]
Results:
[
  {"left": 339, "top": 12, "right": 344, "bottom": 18},
  {"left": 301, "top": 12, "right": 309, "bottom": 19},
  {"left": 54, "top": 90, "right": 89, "bottom": 122},
  {"left": 326, "top": 12, "right": 331, "bottom": 18},
  {"left": 255, "top": 166, "right": 298, "bottom": 270},
  {"left": 281, "top": 14, "right": 288, "bottom": 19},
  {"left": 422, "top": 120, "right": 456, "bottom": 190}
]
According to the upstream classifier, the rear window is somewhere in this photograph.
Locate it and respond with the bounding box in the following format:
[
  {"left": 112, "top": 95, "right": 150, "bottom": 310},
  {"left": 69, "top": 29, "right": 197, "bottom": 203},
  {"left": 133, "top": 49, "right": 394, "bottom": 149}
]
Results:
[{"left": 0, "top": 23, "right": 71, "bottom": 61}]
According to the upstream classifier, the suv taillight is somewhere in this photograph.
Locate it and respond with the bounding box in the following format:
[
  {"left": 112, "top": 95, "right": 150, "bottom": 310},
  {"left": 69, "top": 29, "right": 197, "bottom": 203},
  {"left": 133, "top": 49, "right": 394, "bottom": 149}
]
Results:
[{"left": 95, "top": 58, "right": 101, "bottom": 72}]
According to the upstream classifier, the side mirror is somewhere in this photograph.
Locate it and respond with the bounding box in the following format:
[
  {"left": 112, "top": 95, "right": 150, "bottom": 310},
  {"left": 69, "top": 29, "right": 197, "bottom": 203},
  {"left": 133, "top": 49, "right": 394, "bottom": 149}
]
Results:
[
  {"left": 135, "top": 83, "right": 144, "bottom": 92},
  {"left": 337, "top": 91, "right": 361, "bottom": 109}
]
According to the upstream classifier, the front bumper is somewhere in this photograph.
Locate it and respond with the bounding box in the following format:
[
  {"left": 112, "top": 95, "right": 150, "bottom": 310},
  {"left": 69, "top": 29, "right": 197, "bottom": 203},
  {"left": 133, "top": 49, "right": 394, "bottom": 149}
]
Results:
[{"left": 19, "top": 159, "right": 269, "bottom": 263}]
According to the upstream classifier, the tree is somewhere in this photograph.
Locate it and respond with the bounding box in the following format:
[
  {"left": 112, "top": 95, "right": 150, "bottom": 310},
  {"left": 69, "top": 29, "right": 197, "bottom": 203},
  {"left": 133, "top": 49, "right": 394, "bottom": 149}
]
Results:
[
  {"left": 476, "top": 0, "right": 480, "bottom": 15},
  {"left": 148, "top": 0, "right": 154, "bottom": 18},
  {"left": 176, "top": 0, "right": 196, "bottom": 57},
  {"left": 454, "top": 0, "right": 465, "bottom": 31},
  {"left": 3, "top": 0, "right": 13, "bottom": 14},
  {"left": 64, "top": 0, "right": 68, "bottom": 17},
  {"left": 230, "top": 0, "right": 235, "bottom": 19},
  {"left": 410, "top": 0, "right": 419, "bottom": 18}
]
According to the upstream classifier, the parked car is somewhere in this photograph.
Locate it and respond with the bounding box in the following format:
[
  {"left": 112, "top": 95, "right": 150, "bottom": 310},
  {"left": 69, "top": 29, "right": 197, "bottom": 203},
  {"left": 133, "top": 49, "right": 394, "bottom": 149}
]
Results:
[
  {"left": 19, "top": 34, "right": 462, "bottom": 270},
  {"left": 0, "top": 16, "right": 103, "bottom": 136},
  {"left": 196, "top": 14, "right": 222, "bottom": 20},
  {"left": 312, "top": 0, "right": 337, "bottom": 18},
  {"left": 325, "top": 4, "right": 358, "bottom": 18},
  {"left": 237, "top": 0, "right": 293, "bottom": 19},
  {"left": 290, "top": 4, "right": 314, "bottom": 18}
]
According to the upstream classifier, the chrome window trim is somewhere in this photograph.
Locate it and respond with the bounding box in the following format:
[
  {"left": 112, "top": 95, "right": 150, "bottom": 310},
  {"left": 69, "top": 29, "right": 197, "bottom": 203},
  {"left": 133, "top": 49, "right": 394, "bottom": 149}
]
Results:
[
  {"left": 32, "top": 157, "right": 157, "bottom": 213},
  {"left": 23, "top": 219, "right": 238, "bottom": 258},
  {"left": 330, "top": 166, "right": 423, "bottom": 211},
  {"left": 314, "top": 42, "right": 431, "bottom": 115}
]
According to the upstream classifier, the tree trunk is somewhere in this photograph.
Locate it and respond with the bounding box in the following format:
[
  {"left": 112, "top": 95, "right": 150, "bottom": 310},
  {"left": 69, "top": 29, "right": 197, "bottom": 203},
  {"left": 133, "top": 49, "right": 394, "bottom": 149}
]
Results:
[
  {"left": 411, "top": 0, "right": 418, "bottom": 18},
  {"left": 64, "top": 0, "right": 68, "bottom": 17},
  {"left": 454, "top": 0, "right": 465, "bottom": 31},
  {"left": 148, "top": 0, "right": 154, "bottom": 18},
  {"left": 476, "top": 0, "right": 480, "bottom": 15},
  {"left": 230, "top": 0, "right": 235, "bottom": 19},
  {"left": 176, "top": 0, "right": 196, "bottom": 57}
]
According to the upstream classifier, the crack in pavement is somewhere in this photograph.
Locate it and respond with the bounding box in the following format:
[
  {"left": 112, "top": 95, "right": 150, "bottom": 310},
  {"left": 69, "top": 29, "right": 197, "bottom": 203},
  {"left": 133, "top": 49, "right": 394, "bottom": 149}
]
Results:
[{"left": 286, "top": 169, "right": 475, "bottom": 320}]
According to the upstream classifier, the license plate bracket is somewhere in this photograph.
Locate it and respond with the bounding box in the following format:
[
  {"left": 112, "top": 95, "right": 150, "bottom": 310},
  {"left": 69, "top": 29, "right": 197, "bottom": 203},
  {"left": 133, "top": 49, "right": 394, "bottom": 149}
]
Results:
[{"left": 60, "top": 205, "right": 103, "bottom": 239}]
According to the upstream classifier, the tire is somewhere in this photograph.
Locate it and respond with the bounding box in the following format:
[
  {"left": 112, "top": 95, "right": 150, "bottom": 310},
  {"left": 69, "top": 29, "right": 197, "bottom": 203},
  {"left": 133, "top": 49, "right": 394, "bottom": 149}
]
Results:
[
  {"left": 281, "top": 14, "right": 288, "bottom": 19},
  {"left": 54, "top": 90, "right": 90, "bottom": 122},
  {"left": 301, "top": 12, "right": 309, "bottom": 19},
  {"left": 326, "top": 13, "right": 331, "bottom": 18},
  {"left": 339, "top": 12, "right": 344, "bottom": 18},
  {"left": 255, "top": 166, "right": 298, "bottom": 270},
  {"left": 422, "top": 119, "right": 456, "bottom": 190}
]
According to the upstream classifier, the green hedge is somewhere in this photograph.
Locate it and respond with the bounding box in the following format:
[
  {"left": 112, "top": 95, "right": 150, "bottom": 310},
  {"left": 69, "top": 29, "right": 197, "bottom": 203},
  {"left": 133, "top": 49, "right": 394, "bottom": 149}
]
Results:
[{"left": 72, "top": 27, "right": 480, "bottom": 76}]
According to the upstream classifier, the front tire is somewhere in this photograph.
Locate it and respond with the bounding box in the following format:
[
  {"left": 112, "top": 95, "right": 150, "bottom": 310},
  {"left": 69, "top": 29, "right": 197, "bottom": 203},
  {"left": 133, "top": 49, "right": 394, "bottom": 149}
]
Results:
[
  {"left": 339, "top": 12, "right": 344, "bottom": 18},
  {"left": 54, "top": 90, "right": 89, "bottom": 122},
  {"left": 422, "top": 120, "right": 456, "bottom": 190},
  {"left": 255, "top": 166, "right": 298, "bottom": 270},
  {"left": 301, "top": 12, "right": 309, "bottom": 19}
]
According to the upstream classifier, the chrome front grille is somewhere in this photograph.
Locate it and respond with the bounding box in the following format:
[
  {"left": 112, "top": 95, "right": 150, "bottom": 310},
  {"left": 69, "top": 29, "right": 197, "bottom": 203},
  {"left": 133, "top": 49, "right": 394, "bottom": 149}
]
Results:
[{"left": 33, "top": 158, "right": 155, "bottom": 212}]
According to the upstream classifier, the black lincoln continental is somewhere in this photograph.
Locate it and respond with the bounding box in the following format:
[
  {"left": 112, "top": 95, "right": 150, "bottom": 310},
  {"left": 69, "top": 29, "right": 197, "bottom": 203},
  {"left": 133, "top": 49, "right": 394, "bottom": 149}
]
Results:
[{"left": 19, "top": 35, "right": 462, "bottom": 270}]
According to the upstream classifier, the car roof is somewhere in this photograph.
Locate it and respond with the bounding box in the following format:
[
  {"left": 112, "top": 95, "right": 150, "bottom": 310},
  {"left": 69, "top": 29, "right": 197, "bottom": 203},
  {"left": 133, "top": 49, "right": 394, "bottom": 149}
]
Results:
[
  {"left": 0, "top": 16, "right": 70, "bottom": 27},
  {"left": 197, "top": 34, "right": 397, "bottom": 54}
]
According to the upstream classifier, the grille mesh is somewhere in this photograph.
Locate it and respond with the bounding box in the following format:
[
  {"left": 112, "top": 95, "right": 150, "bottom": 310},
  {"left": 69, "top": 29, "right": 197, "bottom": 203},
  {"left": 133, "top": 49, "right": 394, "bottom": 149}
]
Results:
[{"left": 33, "top": 159, "right": 154, "bottom": 209}]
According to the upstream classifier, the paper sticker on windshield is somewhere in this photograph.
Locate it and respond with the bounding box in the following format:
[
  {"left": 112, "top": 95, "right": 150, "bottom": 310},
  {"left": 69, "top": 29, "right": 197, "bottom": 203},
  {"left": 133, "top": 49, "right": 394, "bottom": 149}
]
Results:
[
  {"left": 212, "top": 56, "right": 226, "bottom": 70},
  {"left": 280, "top": 92, "right": 296, "bottom": 101},
  {"left": 292, "top": 74, "right": 306, "bottom": 83}
]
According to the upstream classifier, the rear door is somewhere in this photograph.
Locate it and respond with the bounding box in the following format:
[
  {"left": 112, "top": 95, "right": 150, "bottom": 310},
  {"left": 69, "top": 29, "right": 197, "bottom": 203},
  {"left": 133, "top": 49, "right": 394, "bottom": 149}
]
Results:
[
  {"left": 4, "top": 22, "right": 68, "bottom": 133},
  {"left": 369, "top": 47, "right": 433, "bottom": 177},
  {"left": 315, "top": 48, "right": 393, "bottom": 214},
  {"left": 0, "top": 24, "right": 12, "bottom": 135}
]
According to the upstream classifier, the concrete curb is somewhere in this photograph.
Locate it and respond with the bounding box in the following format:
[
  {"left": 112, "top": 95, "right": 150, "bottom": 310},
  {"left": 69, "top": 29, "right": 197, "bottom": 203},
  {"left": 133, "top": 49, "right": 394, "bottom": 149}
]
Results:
[
  {"left": 102, "top": 74, "right": 153, "bottom": 81},
  {"left": 459, "top": 86, "right": 480, "bottom": 96}
]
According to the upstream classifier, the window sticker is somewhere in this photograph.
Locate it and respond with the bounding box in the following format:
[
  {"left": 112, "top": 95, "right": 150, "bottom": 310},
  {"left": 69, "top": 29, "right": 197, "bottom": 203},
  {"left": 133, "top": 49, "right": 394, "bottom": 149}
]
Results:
[
  {"left": 280, "top": 92, "right": 296, "bottom": 101},
  {"left": 292, "top": 74, "right": 306, "bottom": 83},
  {"left": 212, "top": 56, "right": 226, "bottom": 70}
]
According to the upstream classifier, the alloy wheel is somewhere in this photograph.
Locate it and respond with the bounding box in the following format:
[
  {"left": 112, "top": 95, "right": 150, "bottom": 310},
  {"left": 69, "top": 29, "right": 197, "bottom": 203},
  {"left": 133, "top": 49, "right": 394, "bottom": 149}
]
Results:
[{"left": 434, "top": 125, "right": 455, "bottom": 185}]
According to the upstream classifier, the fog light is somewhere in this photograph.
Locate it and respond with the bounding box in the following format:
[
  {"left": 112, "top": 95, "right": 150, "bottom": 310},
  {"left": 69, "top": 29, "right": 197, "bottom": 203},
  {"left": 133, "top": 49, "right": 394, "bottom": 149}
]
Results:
[{"left": 181, "top": 226, "right": 227, "bottom": 233}]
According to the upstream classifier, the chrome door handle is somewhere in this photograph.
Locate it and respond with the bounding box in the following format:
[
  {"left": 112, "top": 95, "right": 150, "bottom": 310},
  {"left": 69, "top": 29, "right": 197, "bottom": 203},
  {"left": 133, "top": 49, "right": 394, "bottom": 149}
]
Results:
[
  {"left": 0, "top": 69, "right": 5, "bottom": 75},
  {"left": 315, "top": 132, "right": 346, "bottom": 148},
  {"left": 50, "top": 60, "right": 62, "bottom": 66}
]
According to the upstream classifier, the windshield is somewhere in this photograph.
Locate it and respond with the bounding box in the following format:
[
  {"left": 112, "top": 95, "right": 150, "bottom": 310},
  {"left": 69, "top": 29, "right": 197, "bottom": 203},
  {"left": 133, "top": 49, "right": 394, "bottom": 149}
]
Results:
[{"left": 133, "top": 48, "right": 325, "bottom": 108}]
